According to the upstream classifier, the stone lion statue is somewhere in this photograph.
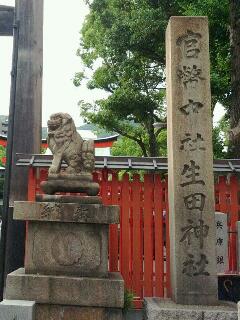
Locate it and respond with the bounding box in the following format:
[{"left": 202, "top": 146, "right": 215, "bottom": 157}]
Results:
[{"left": 47, "top": 113, "right": 95, "bottom": 176}]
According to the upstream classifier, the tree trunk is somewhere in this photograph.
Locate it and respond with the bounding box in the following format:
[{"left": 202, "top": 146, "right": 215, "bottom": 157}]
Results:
[
  {"left": 148, "top": 114, "right": 159, "bottom": 157},
  {"left": 228, "top": 0, "right": 240, "bottom": 157}
]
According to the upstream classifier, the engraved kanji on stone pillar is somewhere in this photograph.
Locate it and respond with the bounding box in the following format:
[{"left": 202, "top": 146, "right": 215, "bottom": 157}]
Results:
[{"left": 166, "top": 17, "right": 218, "bottom": 305}]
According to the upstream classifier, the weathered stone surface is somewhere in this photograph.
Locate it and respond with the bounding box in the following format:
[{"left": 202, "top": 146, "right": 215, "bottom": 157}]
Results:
[
  {"left": 6, "top": 268, "right": 124, "bottom": 308},
  {"left": 36, "top": 194, "right": 102, "bottom": 204},
  {"left": 124, "top": 309, "right": 143, "bottom": 320},
  {"left": 46, "top": 113, "right": 95, "bottom": 177},
  {"left": 35, "top": 305, "right": 122, "bottom": 320},
  {"left": 41, "top": 179, "right": 100, "bottom": 196},
  {"left": 14, "top": 201, "right": 119, "bottom": 224},
  {"left": 215, "top": 213, "right": 228, "bottom": 273},
  {"left": 24, "top": 221, "right": 108, "bottom": 276},
  {"left": 204, "top": 311, "right": 237, "bottom": 320},
  {"left": 144, "top": 298, "right": 237, "bottom": 320},
  {"left": 41, "top": 113, "right": 100, "bottom": 195},
  {"left": 166, "top": 17, "right": 218, "bottom": 304},
  {"left": 0, "top": 300, "right": 35, "bottom": 320}
]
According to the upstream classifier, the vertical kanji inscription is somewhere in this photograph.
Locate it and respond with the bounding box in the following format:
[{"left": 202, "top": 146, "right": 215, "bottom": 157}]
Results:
[{"left": 166, "top": 17, "right": 218, "bottom": 305}]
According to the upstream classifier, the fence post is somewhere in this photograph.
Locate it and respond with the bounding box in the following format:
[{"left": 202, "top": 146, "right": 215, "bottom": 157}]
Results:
[
  {"left": 109, "top": 172, "right": 119, "bottom": 272},
  {"left": 154, "top": 174, "right": 164, "bottom": 297},
  {"left": 143, "top": 174, "right": 154, "bottom": 297}
]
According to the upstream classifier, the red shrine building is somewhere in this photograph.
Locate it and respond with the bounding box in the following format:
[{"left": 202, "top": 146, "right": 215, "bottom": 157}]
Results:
[{"left": 0, "top": 119, "right": 119, "bottom": 165}]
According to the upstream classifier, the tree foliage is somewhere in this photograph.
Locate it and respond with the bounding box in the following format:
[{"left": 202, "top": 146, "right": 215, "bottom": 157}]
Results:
[
  {"left": 75, "top": 0, "right": 182, "bottom": 156},
  {"left": 75, "top": 0, "right": 234, "bottom": 158},
  {"left": 112, "top": 128, "right": 167, "bottom": 157},
  {"left": 179, "top": 0, "right": 230, "bottom": 109}
]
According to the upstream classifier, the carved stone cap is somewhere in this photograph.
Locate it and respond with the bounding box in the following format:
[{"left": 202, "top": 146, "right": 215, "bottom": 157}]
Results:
[{"left": 14, "top": 201, "right": 120, "bottom": 224}]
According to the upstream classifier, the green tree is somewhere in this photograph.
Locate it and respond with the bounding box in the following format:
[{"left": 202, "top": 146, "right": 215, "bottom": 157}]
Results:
[
  {"left": 75, "top": 0, "right": 181, "bottom": 156},
  {"left": 75, "top": 0, "right": 233, "bottom": 158},
  {"left": 212, "top": 126, "right": 227, "bottom": 159},
  {"left": 228, "top": 0, "right": 240, "bottom": 157},
  {"left": 111, "top": 137, "right": 143, "bottom": 157},
  {"left": 180, "top": 0, "right": 240, "bottom": 157},
  {"left": 179, "top": 0, "right": 230, "bottom": 109},
  {"left": 112, "top": 128, "right": 167, "bottom": 157}
]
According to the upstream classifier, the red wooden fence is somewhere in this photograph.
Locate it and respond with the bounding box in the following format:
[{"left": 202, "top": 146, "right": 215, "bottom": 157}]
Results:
[{"left": 27, "top": 167, "right": 240, "bottom": 308}]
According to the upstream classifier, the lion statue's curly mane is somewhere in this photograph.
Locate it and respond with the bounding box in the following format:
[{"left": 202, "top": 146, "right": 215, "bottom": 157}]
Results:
[{"left": 47, "top": 113, "right": 95, "bottom": 175}]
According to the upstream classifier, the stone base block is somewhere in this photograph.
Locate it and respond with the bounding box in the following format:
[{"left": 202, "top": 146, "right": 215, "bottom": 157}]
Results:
[
  {"left": 6, "top": 268, "right": 124, "bottom": 308},
  {"left": 144, "top": 298, "right": 237, "bottom": 320},
  {"left": 14, "top": 201, "right": 119, "bottom": 277},
  {"left": 25, "top": 221, "right": 109, "bottom": 277},
  {"left": 41, "top": 179, "right": 100, "bottom": 196},
  {"left": 36, "top": 194, "right": 102, "bottom": 204},
  {"left": 0, "top": 300, "right": 35, "bottom": 320},
  {"left": 14, "top": 201, "right": 119, "bottom": 224},
  {"left": 35, "top": 305, "right": 122, "bottom": 320}
]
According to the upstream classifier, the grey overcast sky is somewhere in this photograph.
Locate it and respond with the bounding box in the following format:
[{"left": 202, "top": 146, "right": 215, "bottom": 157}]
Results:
[
  {"left": 0, "top": 0, "right": 224, "bottom": 127},
  {"left": 0, "top": 0, "right": 107, "bottom": 126}
]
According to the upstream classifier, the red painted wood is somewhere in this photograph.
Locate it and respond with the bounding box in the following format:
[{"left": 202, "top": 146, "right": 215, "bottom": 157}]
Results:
[
  {"left": 100, "top": 169, "right": 109, "bottom": 204},
  {"left": 218, "top": 176, "right": 228, "bottom": 213},
  {"left": 132, "top": 174, "right": 143, "bottom": 300},
  {"left": 164, "top": 178, "right": 171, "bottom": 297},
  {"left": 0, "top": 138, "right": 7, "bottom": 147},
  {"left": 27, "top": 167, "right": 36, "bottom": 201},
  {"left": 154, "top": 175, "right": 164, "bottom": 297},
  {"left": 121, "top": 173, "right": 131, "bottom": 289},
  {"left": 109, "top": 172, "right": 120, "bottom": 272},
  {"left": 143, "top": 174, "right": 154, "bottom": 297},
  {"left": 214, "top": 180, "right": 220, "bottom": 212},
  {"left": 28, "top": 169, "right": 240, "bottom": 305}
]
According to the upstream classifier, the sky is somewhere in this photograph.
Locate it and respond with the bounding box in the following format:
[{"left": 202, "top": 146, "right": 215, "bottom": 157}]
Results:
[
  {"left": 0, "top": 0, "right": 224, "bottom": 127},
  {"left": 0, "top": 0, "right": 106, "bottom": 127}
]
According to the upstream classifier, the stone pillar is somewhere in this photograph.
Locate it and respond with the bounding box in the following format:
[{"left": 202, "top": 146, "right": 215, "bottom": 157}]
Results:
[{"left": 166, "top": 16, "right": 218, "bottom": 305}]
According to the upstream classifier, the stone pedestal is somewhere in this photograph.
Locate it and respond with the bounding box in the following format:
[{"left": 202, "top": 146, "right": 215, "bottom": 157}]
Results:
[
  {"left": 4, "top": 200, "right": 124, "bottom": 319},
  {"left": 144, "top": 298, "right": 237, "bottom": 320}
]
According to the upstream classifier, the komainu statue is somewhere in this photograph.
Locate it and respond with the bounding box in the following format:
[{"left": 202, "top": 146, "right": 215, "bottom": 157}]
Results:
[
  {"left": 40, "top": 113, "right": 100, "bottom": 197},
  {"left": 47, "top": 113, "right": 94, "bottom": 175}
]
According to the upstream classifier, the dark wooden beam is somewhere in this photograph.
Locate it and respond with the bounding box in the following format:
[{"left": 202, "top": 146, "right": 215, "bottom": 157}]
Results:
[
  {"left": 0, "top": 6, "right": 14, "bottom": 36},
  {"left": 7, "top": 0, "right": 43, "bottom": 265},
  {"left": 0, "top": 0, "right": 43, "bottom": 298}
]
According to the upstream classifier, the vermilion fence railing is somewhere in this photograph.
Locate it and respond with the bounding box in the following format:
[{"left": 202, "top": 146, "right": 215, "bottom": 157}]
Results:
[{"left": 27, "top": 167, "right": 240, "bottom": 308}]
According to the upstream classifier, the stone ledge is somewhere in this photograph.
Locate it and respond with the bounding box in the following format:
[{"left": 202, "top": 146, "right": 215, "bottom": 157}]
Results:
[
  {"left": 6, "top": 268, "right": 124, "bottom": 308},
  {"left": 35, "top": 305, "right": 123, "bottom": 320},
  {"left": 0, "top": 300, "right": 36, "bottom": 320},
  {"left": 14, "top": 201, "right": 119, "bottom": 224},
  {"left": 144, "top": 298, "right": 237, "bottom": 320},
  {"left": 36, "top": 194, "right": 102, "bottom": 204}
]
